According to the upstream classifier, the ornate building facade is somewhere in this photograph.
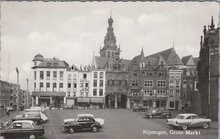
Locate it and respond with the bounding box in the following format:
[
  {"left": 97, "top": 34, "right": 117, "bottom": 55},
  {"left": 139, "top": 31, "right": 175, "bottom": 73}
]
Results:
[{"left": 198, "top": 17, "right": 219, "bottom": 120}]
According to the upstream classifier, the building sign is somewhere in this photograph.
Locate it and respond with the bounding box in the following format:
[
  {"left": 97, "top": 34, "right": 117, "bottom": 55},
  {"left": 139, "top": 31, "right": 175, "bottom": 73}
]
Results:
[{"left": 32, "top": 91, "right": 66, "bottom": 97}]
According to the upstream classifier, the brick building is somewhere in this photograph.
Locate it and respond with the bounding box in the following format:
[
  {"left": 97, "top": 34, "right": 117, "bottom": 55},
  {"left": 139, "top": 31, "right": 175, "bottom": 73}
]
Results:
[{"left": 197, "top": 17, "right": 219, "bottom": 120}]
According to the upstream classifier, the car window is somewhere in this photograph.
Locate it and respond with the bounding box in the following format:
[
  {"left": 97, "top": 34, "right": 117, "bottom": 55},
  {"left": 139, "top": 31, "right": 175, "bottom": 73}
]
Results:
[
  {"left": 192, "top": 115, "right": 199, "bottom": 119},
  {"left": 78, "top": 118, "right": 84, "bottom": 122},
  {"left": 13, "top": 123, "right": 22, "bottom": 129},
  {"left": 22, "top": 122, "right": 32, "bottom": 128},
  {"left": 186, "top": 116, "right": 192, "bottom": 119}
]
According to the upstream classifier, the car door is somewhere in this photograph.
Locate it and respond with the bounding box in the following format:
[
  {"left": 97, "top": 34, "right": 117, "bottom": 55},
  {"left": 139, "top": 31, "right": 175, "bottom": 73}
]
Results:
[
  {"left": 21, "top": 122, "right": 34, "bottom": 138},
  {"left": 77, "top": 117, "right": 87, "bottom": 130},
  {"left": 185, "top": 116, "right": 192, "bottom": 127},
  {"left": 191, "top": 115, "right": 201, "bottom": 128},
  {"left": 4, "top": 122, "right": 23, "bottom": 139}
]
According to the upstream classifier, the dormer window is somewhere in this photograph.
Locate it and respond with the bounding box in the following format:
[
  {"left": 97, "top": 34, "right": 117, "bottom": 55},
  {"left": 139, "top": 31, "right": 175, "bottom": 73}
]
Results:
[{"left": 34, "top": 61, "right": 37, "bottom": 66}]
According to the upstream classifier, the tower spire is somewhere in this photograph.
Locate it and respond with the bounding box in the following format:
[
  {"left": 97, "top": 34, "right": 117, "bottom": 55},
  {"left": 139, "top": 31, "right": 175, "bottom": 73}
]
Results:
[
  {"left": 140, "top": 46, "right": 145, "bottom": 62},
  {"left": 210, "top": 16, "right": 215, "bottom": 30}
]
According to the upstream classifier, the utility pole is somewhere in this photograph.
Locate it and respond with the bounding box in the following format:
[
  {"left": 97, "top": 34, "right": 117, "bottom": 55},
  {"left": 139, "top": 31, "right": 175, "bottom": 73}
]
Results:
[{"left": 16, "top": 67, "right": 19, "bottom": 112}]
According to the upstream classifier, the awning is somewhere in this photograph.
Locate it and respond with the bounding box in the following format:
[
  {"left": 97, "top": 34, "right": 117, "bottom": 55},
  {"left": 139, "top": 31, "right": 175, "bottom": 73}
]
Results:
[
  {"left": 90, "top": 97, "right": 104, "bottom": 103},
  {"left": 78, "top": 97, "right": 90, "bottom": 103}
]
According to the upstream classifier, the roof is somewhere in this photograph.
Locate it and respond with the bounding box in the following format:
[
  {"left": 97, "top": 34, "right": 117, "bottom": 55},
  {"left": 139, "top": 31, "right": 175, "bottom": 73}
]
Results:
[
  {"left": 12, "top": 120, "right": 35, "bottom": 124},
  {"left": 32, "top": 58, "right": 69, "bottom": 69},
  {"left": 95, "top": 56, "right": 130, "bottom": 70},
  {"left": 182, "top": 55, "right": 192, "bottom": 65},
  {"left": 146, "top": 47, "right": 183, "bottom": 65},
  {"left": 32, "top": 54, "right": 44, "bottom": 61},
  {"left": 177, "top": 113, "right": 198, "bottom": 117}
]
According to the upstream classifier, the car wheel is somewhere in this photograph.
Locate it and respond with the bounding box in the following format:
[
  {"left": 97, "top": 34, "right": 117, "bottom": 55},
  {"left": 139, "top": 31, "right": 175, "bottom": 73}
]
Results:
[
  {"left": 30, "top": 135, "right": 35, "bottom": 139},
  {"left": 92, "top": 126, "right": 98, "bottom": 132},
  {"left": 69, "top": 127, "right": 74, "bottom": 134},
  {"left": 182, "top": 125, "right": 188, "bottom": 130},
  {"left": 203, "top": 123, "right": 209, "bottom": 129}
]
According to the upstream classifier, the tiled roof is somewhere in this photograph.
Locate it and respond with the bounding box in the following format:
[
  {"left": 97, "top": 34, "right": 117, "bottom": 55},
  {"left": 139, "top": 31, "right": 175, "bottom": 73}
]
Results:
[
  {"left": 32, "top": 58, "right": 69, "bottom": 69},
  {"left": 182, "top": 55, "right": 192, "bottom": 65},
  {"left": 95, "top": 56, "right": 130, "bottom": 70},
  {"left": 146, "top": 47, "right": 183, "bottom": 65}
]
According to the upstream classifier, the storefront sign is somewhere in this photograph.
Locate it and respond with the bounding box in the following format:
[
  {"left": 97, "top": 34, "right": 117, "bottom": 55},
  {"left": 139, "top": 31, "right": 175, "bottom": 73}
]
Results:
[{"left": 32, "top": 91, "right": 66, "bottom": 97}]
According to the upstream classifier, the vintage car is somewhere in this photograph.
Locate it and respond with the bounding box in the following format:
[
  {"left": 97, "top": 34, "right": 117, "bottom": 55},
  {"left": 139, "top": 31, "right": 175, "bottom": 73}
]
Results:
[
  {"left": 133, "top": 106, "right": 148, "bottom": 112},
  {"left": 167, "top": 113, "right": 211, "bottom": 130},
  {"left": 24, "top": 110, "right": 48, "bottom": 122},
  {"left": 12, "top": 112, "right": 43, "bottom": 124},
  {"left": 64, "top": 114, "right": 105, "bottom": 127},
  {"left": 145, "top": 110, "right": 171, "bottom": 119},
  {"left": 0, "top": 120, "right": 44, "bottom": 139},
  {"left": 63, "top": 115, "right": 103, "bottom": 133}
]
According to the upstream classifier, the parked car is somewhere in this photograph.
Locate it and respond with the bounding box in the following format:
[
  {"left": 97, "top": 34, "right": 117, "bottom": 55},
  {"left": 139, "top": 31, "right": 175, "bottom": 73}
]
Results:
[
  {"left": 24, "top": 110, "right": 48, "bottom": 122},
  {"left": 145, "top": 110, "right": 171, "bottom": 119},
  {"left": 0, "top": 120, "right": 44, "bottom": 139},
  {"left": 30, "top": 106, "right": 45, "bottom": 113},
  {"left": 167, "top": 113, "right": 211, "bottom": 130},
  {"left": 64, "top": 114, "right": 105, "bottom": 127},
  {"left": 63, "top": 115, "right": 103, "bottom": 133},
  {"left": 133, "top": 106, "right": 148, "bottom": 112},
  {"left": 12, "top": 112, "right": 42, "bottom": 124}
]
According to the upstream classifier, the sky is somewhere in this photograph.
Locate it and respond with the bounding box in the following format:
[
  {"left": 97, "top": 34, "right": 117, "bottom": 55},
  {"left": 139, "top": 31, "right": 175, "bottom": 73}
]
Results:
[{"left": 1, "top": 2, "right": 219, "bottom": 90}]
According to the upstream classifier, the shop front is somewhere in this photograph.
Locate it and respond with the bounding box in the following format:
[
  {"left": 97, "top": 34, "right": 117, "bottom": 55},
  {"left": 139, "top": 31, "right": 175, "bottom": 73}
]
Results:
[
  {"left": 77, "top": 97, "right": 105, "bottom": 109},
  {"left": 32, "top": 91, "right": 66, "bottom": 109}
]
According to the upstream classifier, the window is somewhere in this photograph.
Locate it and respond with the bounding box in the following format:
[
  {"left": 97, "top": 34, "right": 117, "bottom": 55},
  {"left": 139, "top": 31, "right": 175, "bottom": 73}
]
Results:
[
  {"left": 73, "top": 74, "right": 77, "bottom": 80},
  {"left": 157, "top": 90, "right": 166, "bottom": 97},
  {"left": 157, "top": 80, "right": 166, "bottom": 87},
  {"left": 83, "top": 74, "right": 87, "bottom": 79},
  {"left": 169, "top": 101, "right": 175, "bottom": 108},
  {"left": 93, "top": 89, "right": 97, "bottom": 96},
  {"left": 112, "top": 52, "right": 114, "bottom": 58},
  {"left": 100, "top": 72, "right": 104, "bottom": 79},
  {"left": 60, "top": 83, "right": 63, "bottom": 88},
  {"left": 176, "top": 81, "right": 180, "bottom": 88},
  {"left": 99, "top": 80, "right": 103, "bottom": 87},
  {"left": 73, "top": 91, "right": 76, "bottom": 96},
  {"left": 68, "top": 83, "right": 71, "bottom": 88},
  {"left": 74, "top": 83, "right": 77, "bottom": 88},
  {"left": 67, "top": 91, "right": 70, "bottom": 97},
  {"left": 99, "top": 89, "right": 103, "bottom": 96},
  {"left": 46, "top": 83, "right": 50, "bottom": 90},
  {"left": 144, "top": 80, "right": 153, "bottom": 87},
  {"left": 133, "top": 73, "right": 138, "bottom": 77},
  {"left": 183, "top": 80, "right": 187, "bottom": 88},
  {"left": 53, "top": 83, "right": 56, "bottom": 90},
  {"left": 170, "top": 89, "right": 174, "bottom": 97},
  {"left": 132, "top": 80, "right": 138, "bottom": 86},
  {"left": 34, "top": 71, "right": 36, "bottom": 80},
  {"left": 60, "top": 71, "right": 64, "bottom": 80},
  {"left": 40, "top": 82, "right": 43, "bottom": 90},
  {"left": 34, "top": 83, "right": 36, "bottom": 91},
  {"left": 183, "top": 92, "right": 187, "bottom": 98},
  {"left": 46, "top": 71, "right": 50, "bottom": 80},
  {"left": 53, "top": 71, "right": 57, "bottom": 79},
  {"left": 195, "top": 81, "right": 198, "bottom": 91},
  {"left": 22, "top": 123, "right": 32, "bottom": 128},
  {"left": 114, "top": 80, "right": 120, "bottom": 85},
  {"left": 85, "top": 83, "right": 89, "bottom": 88},
  {"left": 68, "top": 74, "right": 71, "bottom": 80},
  {"left": 93, "top": 80, "right": 97, "bottom": 87},
  {"left": 144, "top": 90, "right": 153, "bottom": 96},
  {"left": 107, "top": 51, "right": 110, "bottom": 58},
  {"left": 94, "top": 72, "right": 97, "bottom": 78},
  {"left": 40, "top": 71, "right": 44, "bottom": 80}
]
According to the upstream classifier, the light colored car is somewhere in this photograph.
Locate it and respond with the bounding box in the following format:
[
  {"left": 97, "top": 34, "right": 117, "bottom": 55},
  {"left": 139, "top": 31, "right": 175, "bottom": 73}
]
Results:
[
  {"left": 167, "top": 113, "right": 211, "bottom": 130},
  {"left": 64, "top": 114, "right": 105, "bottom": 127}
]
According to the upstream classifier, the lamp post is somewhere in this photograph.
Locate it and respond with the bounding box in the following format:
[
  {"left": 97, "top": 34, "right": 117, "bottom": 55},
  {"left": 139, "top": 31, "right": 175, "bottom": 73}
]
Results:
[
  {"left": 26, "top": 78, "right": 29, "bottom": 109},
  {"left": 16, "top": 67, "right": 19, "bottom": 112}
]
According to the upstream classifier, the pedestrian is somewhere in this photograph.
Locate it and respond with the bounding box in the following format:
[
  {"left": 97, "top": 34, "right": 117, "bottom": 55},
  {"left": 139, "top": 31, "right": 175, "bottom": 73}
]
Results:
[{"left": 6, "top": 109, "right": 10, "bottom": 116}]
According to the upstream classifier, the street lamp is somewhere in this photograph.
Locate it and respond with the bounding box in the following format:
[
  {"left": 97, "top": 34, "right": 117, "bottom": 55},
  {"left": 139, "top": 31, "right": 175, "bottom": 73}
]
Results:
[
  {"left": 26, "top": 78, "right": 29, "bottom": 109},
  {"left": 16, "top": 67, "right": 19, "bottom": 112}
]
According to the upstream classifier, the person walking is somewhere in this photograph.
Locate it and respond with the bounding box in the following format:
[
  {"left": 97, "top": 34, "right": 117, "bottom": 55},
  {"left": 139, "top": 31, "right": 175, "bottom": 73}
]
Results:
[{"left": 6, "top": 109, "right": 10, "bottom": 116}]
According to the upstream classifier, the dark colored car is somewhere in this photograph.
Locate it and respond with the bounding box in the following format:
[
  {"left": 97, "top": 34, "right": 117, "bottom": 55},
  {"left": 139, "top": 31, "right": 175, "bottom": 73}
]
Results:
[
  {"left": 0, "top": 120, "right": 44, "bottom": 139},
  {"left": 145, "top": 110, "right": 172, "bottom": 119},
  {"left": 133, "top": 106, "right": 148, "bottom": 112},
  {"left": 63, "top": 116, "right": 102, "bottom": 133},
  {"left": 12, "top": 112, "right": 42, "bottom": 124}
]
